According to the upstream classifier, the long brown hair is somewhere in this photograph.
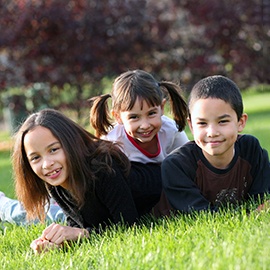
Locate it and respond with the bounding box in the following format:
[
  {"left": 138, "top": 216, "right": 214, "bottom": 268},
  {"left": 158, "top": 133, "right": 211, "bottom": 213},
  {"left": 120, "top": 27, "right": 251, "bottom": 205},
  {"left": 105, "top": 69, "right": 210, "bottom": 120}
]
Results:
[
  {"left": 89, "top": 70, "right": 188, "bottom": 138},
  {"left": 12, "top": 108, "right": 130, "bottom": 221}
]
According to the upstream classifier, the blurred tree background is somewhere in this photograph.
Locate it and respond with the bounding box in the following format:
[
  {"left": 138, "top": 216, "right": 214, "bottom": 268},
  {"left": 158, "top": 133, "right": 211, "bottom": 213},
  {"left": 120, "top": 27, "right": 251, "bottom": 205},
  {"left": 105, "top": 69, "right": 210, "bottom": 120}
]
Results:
[{"left": 0, "top": 0, "right": 269, "bottom": 131}]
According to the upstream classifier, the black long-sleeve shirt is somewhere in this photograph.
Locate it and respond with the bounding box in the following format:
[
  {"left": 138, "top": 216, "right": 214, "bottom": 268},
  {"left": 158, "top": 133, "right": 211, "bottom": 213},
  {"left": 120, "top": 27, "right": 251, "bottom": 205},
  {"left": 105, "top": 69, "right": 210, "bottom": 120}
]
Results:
[
  {"left": 49, "top": 160, "right": 162, "bottom": 231},
  {"left": 162, "top": 134, "right": 270, "bottom": 212},
  {"left": 49, "top": 161, "right": 139, "bottom": 231}
]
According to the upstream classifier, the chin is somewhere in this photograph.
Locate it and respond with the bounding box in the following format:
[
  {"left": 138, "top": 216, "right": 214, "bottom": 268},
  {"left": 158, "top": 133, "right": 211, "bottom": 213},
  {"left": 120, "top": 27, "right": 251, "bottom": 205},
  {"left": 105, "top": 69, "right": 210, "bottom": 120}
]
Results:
[{"left": 141, "top": 138, "right": 154, "bottom": 143}]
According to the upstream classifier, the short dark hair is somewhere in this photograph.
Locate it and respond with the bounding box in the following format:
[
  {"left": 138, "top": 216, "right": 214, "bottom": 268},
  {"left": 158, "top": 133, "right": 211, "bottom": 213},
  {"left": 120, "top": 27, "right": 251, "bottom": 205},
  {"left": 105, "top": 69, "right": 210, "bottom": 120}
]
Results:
[{"left": 188, "top": 75, "right": 243, "bottom": 120}]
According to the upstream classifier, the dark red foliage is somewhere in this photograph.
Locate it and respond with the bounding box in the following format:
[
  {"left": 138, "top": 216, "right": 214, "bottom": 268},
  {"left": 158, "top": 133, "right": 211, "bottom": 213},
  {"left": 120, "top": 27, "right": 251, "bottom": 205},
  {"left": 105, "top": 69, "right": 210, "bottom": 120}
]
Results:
[
  {"left": 0, "top": 0, "right": 268, "bottom": 116},
  {"left": 0, "top": 0, "right": 172, "bottom": 89}
]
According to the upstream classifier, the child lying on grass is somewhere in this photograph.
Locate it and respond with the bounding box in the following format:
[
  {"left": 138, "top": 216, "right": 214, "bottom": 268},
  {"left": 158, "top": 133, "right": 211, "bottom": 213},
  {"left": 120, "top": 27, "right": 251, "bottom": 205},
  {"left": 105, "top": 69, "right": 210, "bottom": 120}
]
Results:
[{"left": 162, "top": 75, "right": 270, "bottom": 213}]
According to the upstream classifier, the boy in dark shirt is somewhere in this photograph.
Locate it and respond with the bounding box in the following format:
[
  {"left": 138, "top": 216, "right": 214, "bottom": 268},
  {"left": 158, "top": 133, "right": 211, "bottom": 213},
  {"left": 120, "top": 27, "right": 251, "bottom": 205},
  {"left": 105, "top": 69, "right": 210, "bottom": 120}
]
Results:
[{"left": 161, "top": 75, "right": 270, "bottom": 212}]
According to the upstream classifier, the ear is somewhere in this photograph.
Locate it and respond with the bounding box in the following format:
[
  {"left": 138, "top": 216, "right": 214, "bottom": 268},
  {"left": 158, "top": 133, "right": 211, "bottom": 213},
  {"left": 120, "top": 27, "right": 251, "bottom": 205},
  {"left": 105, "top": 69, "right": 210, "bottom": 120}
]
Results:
[
  {"left": 238, "top": 113, "right": 248, "bottom": 133},
  {"left": 187, "top": 117, "right": 194, "bottom": 135},
  {"left": 160, "top": 99, "right": 166, "bottom": 115},
  {"left": 112, "top": 110, "right": 123, "bottom": 124}
]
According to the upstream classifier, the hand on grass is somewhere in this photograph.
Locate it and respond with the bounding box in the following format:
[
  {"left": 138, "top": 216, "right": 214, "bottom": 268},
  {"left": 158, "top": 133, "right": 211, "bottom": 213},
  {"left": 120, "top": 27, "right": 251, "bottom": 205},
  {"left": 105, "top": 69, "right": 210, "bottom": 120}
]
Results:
[
  {"left": 30, "top": 223, "right": 89, "bottom": 254},
  {"left": 256, "top": 200, "right": 270, "bottom": 212},
  {"left": 30, "top": 237, "right": 61, "bottom": 254}
]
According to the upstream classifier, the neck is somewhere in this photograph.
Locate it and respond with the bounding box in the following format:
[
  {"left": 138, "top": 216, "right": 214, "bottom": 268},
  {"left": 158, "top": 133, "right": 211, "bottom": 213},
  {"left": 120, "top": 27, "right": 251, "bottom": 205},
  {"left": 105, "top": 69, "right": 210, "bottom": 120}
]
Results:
[{"left": 203, "top": 148, "right": 235, "bottom": 169}]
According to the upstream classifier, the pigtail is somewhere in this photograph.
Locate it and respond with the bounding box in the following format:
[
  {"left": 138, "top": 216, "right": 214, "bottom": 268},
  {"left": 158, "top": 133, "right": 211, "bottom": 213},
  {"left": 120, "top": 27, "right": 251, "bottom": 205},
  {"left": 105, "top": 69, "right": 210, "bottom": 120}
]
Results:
[
  {"left": 160, "top": 81, "right": 188, "bottom": 131},
  {"left": 89, "top": 94, "right": 114, "bottom": 138}
]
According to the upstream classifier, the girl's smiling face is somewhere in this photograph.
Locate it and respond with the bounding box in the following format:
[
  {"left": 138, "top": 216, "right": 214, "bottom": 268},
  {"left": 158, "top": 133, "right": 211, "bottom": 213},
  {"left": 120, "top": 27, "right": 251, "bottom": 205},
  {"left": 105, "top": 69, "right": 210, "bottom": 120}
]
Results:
[
  {"left": 114, "top": 98, "right": 165, "bottom": 144},
  {"left": 24, "top": 126, "right": 69, "bottom": 189},
  {"left": 188, "top": 98, "right": 247, "bottom": 168}
]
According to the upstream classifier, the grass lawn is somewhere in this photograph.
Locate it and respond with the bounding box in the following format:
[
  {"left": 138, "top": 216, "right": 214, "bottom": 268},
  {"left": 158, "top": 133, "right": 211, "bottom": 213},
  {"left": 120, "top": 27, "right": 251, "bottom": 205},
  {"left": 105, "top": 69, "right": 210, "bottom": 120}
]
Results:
[
  {"left": 1, "top": 209, "right": 270, "bottom": 269},
  {"left": 0, "top": 151, "right": 14, "bottom": 198},
  {"left": 0, "top": 91, "right": 270, "bottom": 269}
]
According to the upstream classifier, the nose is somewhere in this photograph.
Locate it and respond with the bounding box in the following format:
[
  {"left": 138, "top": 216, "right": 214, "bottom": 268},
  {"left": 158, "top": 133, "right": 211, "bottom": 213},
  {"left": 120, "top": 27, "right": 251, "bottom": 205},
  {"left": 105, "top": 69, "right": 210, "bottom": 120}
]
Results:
[
  {"left": 42, "top": 159, "right": 54, "bottom": 169},
  {"left": 140, "top": 119, "right": 151, "bottom": 129},
  {"left": 207, "top": 124, "right": 219, "bottom": 137}
]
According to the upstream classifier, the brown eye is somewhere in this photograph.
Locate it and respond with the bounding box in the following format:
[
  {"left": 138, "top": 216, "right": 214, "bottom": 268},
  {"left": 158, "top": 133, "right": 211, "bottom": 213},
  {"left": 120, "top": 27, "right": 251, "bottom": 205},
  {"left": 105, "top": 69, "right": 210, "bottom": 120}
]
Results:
[
  {"left": 219, "top": 120, "right": 229, "bottom": 124},
  {"left": 30, "top": 155, "right": 40, "bottom": 162}
]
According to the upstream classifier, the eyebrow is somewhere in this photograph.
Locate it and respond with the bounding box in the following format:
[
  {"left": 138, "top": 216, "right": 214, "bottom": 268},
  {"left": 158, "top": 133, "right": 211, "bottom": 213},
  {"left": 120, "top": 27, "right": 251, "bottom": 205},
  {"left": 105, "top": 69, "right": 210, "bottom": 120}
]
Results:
[
  {"left": 195, "top": 114, "right": 232, "bottom": 121},
  {"left": 217, "top": 114, "right": 232, "bottom": 119}
]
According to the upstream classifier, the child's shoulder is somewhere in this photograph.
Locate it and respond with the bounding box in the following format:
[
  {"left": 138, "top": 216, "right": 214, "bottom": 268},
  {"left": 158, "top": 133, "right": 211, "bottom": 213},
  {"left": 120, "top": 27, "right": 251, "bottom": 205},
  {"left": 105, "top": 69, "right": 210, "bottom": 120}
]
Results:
[
  {"left": 103, "top": 124, "right": 126, "bottom": 140},
  {"left": 167, "top": 140, "right": 197, "bottom": 158},
  {"left": 161, "top": 115, "right": 175, "bottom": 123},
  {"left": 237, "top": 134, "right": 260, "bottom": 146},
  {"left": 236, "top": 134, "right": 263, "bottom": 156},
  {"left": 161, "top": 115, "right": 178, "bottom": 130},
  {"left": 163, "top": 141, "right": 198, "bottom": 171}
]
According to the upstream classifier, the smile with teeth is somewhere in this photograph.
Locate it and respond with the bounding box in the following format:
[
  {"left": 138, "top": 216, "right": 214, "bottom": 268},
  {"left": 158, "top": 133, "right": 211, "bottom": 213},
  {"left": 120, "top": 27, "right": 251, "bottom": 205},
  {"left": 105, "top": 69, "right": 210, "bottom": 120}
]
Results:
[
  {"left": 139, "top": 129, "right": 153, "bottom": 135},
  {"left": 46, "top": 168, "right": 61, "bottom": 176},
  {"left": 142, "top": 131, "right": 151, "bottom": 135}
]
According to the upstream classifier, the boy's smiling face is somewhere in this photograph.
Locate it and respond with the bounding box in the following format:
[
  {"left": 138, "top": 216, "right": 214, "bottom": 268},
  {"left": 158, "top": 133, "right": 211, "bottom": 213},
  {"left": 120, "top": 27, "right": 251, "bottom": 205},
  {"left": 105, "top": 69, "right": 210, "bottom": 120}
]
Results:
[{"left": 188, "top": 98, "right": 247, "bottom": 169}]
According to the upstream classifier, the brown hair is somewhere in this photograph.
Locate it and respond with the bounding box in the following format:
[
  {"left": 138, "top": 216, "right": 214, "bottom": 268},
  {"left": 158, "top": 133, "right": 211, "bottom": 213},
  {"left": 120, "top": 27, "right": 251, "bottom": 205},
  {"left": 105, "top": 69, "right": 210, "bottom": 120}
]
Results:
[
  {"left": 89, "top": 70, "right": 188, "bottom": 137},
  {"left": 12, "top": 108, "right": 130, "bottom": 221}
]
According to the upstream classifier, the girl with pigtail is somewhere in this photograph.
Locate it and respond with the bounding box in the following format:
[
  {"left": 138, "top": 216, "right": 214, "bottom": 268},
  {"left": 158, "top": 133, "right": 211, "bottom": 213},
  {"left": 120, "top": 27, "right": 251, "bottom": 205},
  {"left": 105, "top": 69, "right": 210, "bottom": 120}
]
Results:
[
  {"left": 89, "top": 69, "right": 189, "bottom": 164},
  {"left": 90, "top": 69, "right": 190, "bottom": 217}
]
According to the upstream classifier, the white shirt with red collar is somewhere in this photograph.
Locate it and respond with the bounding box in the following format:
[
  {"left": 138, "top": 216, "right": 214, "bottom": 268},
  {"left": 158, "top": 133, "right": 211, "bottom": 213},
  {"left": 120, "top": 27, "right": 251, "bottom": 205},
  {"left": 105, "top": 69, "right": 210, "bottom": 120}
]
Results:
[{"left": 102, "top": 115, "right": 189, "bottom": 164}]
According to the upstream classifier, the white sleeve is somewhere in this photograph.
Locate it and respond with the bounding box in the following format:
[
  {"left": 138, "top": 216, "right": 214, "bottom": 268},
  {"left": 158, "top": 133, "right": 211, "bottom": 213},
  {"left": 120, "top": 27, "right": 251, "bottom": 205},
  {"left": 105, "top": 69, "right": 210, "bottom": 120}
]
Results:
[{"left": 167, "top": 131, "right": 189, "bottom": 154}]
